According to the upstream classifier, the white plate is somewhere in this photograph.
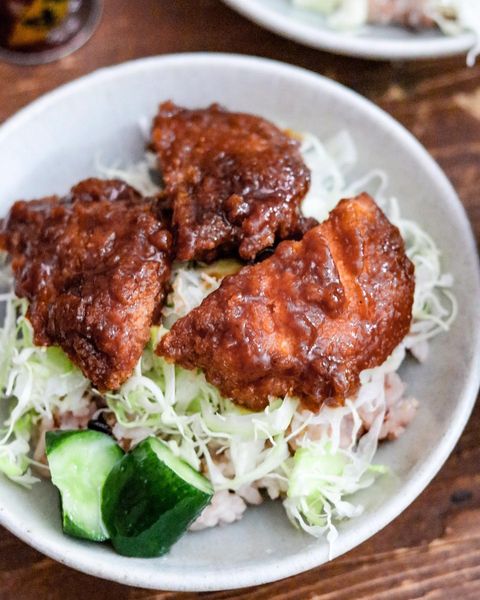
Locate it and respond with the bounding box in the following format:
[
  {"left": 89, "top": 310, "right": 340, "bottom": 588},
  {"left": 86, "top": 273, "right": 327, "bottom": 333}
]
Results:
[
  {"left": 0, "top": 53, "right": 479, "bottom": 591},
  {"left": 223, "top": 0, "right": 476, "bottom": 61}
]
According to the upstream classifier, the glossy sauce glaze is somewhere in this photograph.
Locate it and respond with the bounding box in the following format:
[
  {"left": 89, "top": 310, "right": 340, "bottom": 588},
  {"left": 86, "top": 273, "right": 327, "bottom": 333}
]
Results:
[
  {"left": 151, "top": 102, "right": 313, "bottom": 263},
  {"left": 0, "top": 179, "right": 173, "bottom": 390},
  {"left": 157, "top": 194, "right": 415, "bottom": 412}
]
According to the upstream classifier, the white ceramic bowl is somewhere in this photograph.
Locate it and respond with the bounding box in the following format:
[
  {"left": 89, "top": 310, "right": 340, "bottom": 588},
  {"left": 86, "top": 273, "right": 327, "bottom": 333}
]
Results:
[
  {"left": 0, "top": 53, "right": 479, "bottom": 591},
  {"left": 223, "top": 0, "right": 476, "bottom": 61}
]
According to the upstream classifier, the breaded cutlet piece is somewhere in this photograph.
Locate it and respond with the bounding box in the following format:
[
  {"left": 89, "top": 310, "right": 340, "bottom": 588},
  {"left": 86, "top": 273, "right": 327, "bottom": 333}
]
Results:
[
  {"left": 157, "top": 194, "right": 414, "bottom": 411},
  {"left": 0, "top": 178, "right": 173, "bottom": 390}
]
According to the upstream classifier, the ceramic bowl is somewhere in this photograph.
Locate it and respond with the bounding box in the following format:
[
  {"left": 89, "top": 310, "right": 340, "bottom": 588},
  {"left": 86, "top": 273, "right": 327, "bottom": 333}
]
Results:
[{"left": 0, "top": 53, "right": 479, "bottom": 591}]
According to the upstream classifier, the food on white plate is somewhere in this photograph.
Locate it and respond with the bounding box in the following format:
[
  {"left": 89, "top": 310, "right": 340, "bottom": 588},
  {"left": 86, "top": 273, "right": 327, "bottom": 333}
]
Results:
[
  {"left": 0, "top": 103, "right": 456, "bottom": 557},
  {"left": 157, "top": 193, "right": 415, "bottom": 412},
  {"left": 293, "top": 0, "right": 480, "bottom": 64},
  {"left": 367, "top": 0, "right": 434, "bottom": 28}
]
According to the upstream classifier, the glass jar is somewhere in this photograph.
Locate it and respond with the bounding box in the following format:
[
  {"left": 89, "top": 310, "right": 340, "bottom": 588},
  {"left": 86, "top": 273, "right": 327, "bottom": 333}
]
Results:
[{"left": 0, "top": 0, "right": 103, "bottom": 65}]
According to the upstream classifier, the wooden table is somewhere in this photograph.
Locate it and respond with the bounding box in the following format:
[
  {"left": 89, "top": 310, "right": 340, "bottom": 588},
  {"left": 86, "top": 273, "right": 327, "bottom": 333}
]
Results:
[{"left": 1, "top": 1, "right": 479, "bottom": 598}]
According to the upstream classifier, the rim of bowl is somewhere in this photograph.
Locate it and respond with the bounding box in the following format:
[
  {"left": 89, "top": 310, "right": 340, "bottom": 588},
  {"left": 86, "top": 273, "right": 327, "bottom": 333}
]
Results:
[
  {"left": 222, "top": 0, "right": 476, "bottom": 61},
  {"left": 0, "top": 53, "right": 479, "bottom": 591}
]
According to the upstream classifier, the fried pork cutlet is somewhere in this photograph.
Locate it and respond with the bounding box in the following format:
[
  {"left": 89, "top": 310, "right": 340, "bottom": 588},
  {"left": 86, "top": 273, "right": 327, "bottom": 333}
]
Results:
[
  {"left": 157, "top": 194, "right": 415, "bottom": 412},
  {"left": 0, "top": 178, "right": 173, "bottom": 391},
  {"left": 150, "top": 102, "right": 313, "bottom": 263}
]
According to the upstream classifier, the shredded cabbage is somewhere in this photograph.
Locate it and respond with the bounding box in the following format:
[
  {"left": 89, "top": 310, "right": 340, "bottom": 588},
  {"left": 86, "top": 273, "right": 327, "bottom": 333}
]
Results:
[
  {"left": 95, "top": 151, "right": 161, "bottom": 197},
  {"left": 0, "top": 127, "right": 457, "bottom": 544},
  {"left": 293, "top": 0, "right": 368, "bottom": 30},
  {"left": 429, "top": 1, "right": 480, "bottom": 66},
  {"left": 0, "top": 300, "right": 91, "bottom": 485},
  {"left": 104, "top": 326, "right": 298, "bottom": 489}
]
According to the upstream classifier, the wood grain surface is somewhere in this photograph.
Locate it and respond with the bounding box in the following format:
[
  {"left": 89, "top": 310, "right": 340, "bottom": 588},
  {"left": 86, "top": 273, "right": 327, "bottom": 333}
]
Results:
[{"left": 1, "top": 1, "right": 479, "bottom": 598}]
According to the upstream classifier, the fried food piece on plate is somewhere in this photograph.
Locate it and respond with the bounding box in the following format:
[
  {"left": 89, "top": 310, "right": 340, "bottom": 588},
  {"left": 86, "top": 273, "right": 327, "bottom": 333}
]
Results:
[
  {"left": 150, "top": 101, "right": 312, "bottom": 263},
  {"left": 157, "top": 193, "right": 415, "bottom": 412},
  {"left": 0, "top": 178, "right": 173, "bottom": 391}
]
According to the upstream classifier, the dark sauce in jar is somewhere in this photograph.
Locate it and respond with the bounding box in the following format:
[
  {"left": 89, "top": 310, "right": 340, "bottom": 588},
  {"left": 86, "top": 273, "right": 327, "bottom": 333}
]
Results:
[{"left": 0, "top": 0, "right": 102, "bottom": 64}]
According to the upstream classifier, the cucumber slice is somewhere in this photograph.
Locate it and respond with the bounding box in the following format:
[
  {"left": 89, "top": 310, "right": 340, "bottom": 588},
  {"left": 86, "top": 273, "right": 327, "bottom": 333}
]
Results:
[
  {"left": 102, "top": 437, "right": 213, "bottom": 557},
  {"left": 46, "top": 430, "right": 124, "bottom": 542}
]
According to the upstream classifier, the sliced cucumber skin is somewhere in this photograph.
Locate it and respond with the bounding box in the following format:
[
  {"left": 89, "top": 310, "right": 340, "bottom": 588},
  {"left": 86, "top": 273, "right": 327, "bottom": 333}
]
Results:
[
  {"left": 46, "top": 430, "right": 124, "bottom": 542},
  {"left": 102, "top": 437, "right": 213, "bottom": 558},
  {"left": 45, "top": 430, "right": 86, "bottom": 455}
]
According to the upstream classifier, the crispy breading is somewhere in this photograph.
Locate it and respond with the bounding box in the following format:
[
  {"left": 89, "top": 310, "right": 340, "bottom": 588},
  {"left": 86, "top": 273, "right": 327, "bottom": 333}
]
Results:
[
  {"left": 0, "top": 178, "right": 173, "bottom": 390},
  {"left": 157, "top": 194, "right": 415, "bottom": 411},
  {"left": 151, "top": 102, "right": 312, "bottom": 262}
]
